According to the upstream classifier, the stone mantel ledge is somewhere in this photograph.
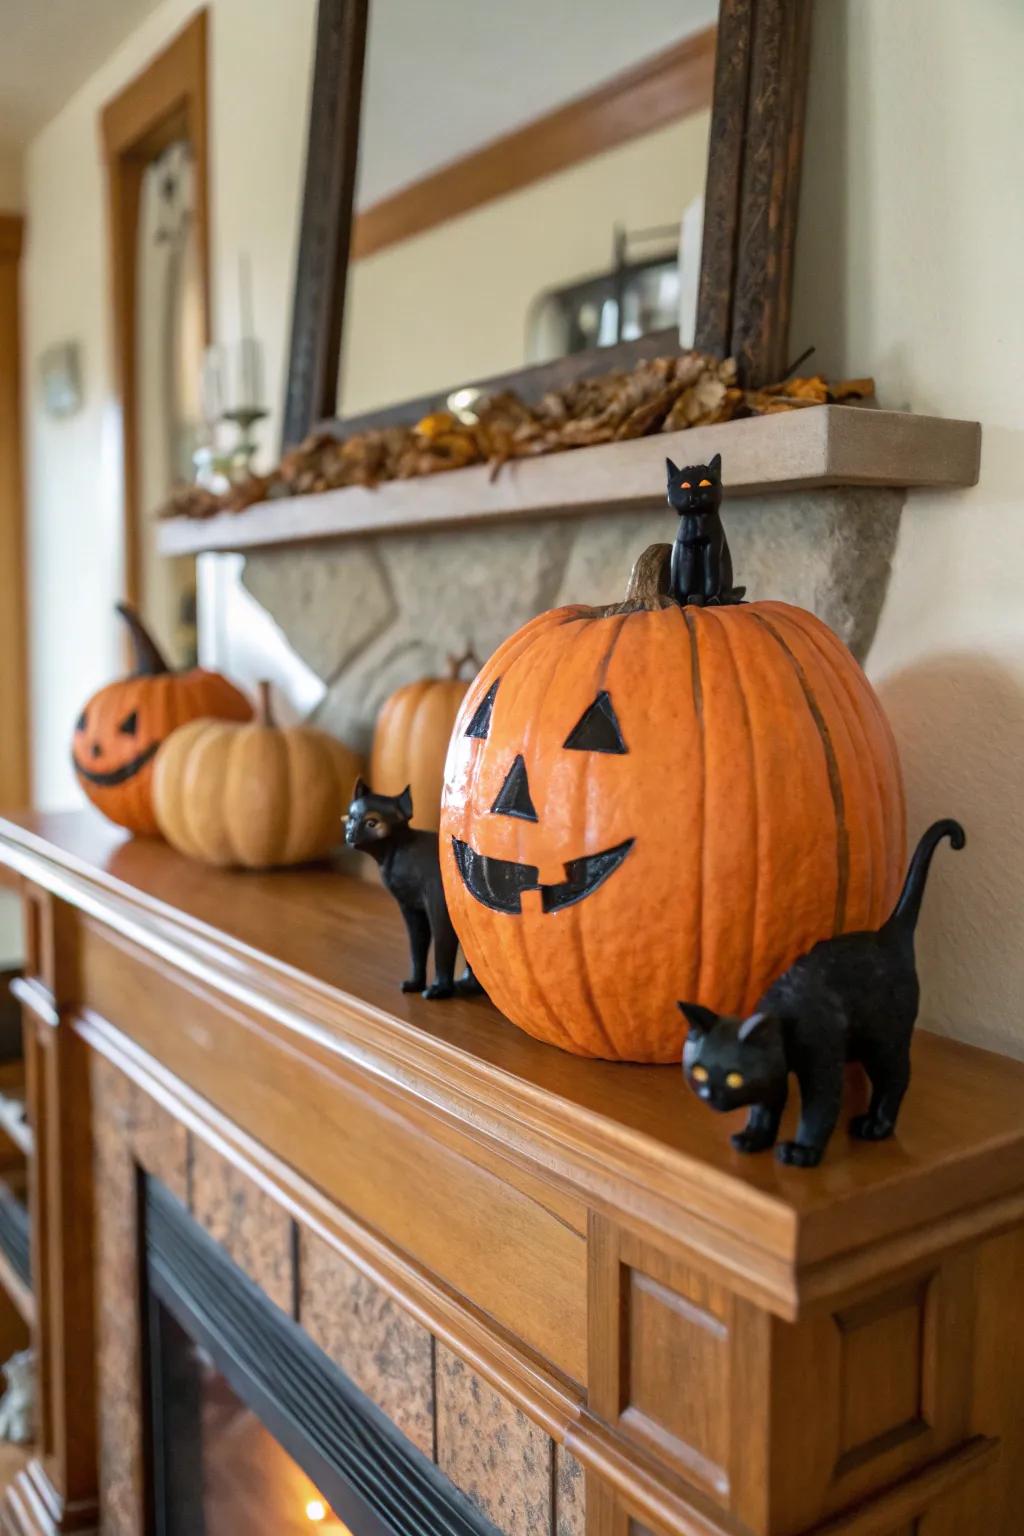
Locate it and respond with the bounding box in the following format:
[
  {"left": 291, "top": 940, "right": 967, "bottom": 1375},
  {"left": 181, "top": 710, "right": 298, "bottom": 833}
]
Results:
[{"left": 159, "top": 405, "right": 982, "bottom": 558}]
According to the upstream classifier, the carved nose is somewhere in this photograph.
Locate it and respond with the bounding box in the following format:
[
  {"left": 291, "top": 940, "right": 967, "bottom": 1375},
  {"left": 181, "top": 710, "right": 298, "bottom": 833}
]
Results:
[{"left": 490, "top": 755, "right": 538, "bottom": 822}]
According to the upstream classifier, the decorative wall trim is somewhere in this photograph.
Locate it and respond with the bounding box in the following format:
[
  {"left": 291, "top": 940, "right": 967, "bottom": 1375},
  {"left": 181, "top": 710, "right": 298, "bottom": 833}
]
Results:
[
  {"left": 100, "top": 9, "right": 210, "bottom": 614},
  {"left": 351, "top": 26, "right": 717, "bottom": 261}
]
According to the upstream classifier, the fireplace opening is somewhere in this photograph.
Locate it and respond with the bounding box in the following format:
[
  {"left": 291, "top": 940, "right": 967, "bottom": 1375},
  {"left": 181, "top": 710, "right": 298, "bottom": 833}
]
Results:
[{"left": 142, "top": 1178, "right": 497, "bottom": 1536}]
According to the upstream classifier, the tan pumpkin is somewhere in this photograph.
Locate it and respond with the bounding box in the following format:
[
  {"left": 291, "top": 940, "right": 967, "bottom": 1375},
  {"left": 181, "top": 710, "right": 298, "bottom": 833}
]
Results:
[
  {"left": 369, "top": 650, "right": 478, "bottom": 830},
  {"left": 152, "top": 682, "right": 361, "bottom": 868}
]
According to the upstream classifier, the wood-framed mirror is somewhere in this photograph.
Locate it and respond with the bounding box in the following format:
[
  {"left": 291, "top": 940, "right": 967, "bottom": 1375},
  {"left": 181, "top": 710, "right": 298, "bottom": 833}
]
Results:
[{"left": 282, "top": 0, "right": 811, "bottom": 451}]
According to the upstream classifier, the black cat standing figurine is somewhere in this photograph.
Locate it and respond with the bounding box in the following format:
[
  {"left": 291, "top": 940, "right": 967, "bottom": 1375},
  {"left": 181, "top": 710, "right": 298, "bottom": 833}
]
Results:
[
  {"left": 344, "top": 779, "right": 483, "bottom": 1001},
  {"left": 666, "top": 451, "right": 745, "bottom": 606},
  {"left": 679, "top": 819, "right": 965, "bottom": 1168}
]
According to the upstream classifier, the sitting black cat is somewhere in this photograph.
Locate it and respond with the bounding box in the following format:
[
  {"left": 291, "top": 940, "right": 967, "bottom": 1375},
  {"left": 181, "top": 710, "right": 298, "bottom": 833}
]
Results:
[
  {"left": 679, "top": 819, "right": 965, "bottom": 1167},
  {"left": 344, "top": 780, "right": 483, "bottom": 1001},
  {"left": 666, "top": 451, "right": 745, "bottom": 606}
]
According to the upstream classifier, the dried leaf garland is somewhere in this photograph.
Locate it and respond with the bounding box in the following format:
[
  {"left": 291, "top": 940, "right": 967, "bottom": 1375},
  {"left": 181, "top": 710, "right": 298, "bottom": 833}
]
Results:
[{"left": 158, "top": 355, "right": 874, "bottom": 521}]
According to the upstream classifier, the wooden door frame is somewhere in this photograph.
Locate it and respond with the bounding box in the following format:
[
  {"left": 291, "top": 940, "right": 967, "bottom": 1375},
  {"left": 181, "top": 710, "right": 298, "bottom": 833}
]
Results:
[
  {"left": 101, "top": 8, "right": 210, "bottom": 613},
  {"left": 0, "top": 213, "right": 29, "bottom": 809}
]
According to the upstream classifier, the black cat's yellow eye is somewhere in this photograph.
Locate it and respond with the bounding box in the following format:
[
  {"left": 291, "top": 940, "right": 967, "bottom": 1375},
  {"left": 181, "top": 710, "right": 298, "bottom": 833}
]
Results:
[
  {"left": 681, "top": 481, "right": 691, "bottom": 489},
  {"left": 691, "top": 1065, "right": 708, "bottom": 1082},
  {"left": 699, "top": 478, "right": 712, "bottom": 487},
  {"left": 726, "top": 1071, "right": 745, "bottom": 1089}
]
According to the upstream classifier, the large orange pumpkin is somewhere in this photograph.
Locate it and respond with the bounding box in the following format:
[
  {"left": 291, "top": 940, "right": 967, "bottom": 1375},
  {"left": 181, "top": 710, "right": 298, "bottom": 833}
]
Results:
[
  {"left": 369, "top": 650, "right": 478, "bottom": 830},
  {"left": 440, "top": 545, "right": 905, "bottom": 1062},
  {"left": 72, "top": 605, "right": 252, "bottom": 836}
]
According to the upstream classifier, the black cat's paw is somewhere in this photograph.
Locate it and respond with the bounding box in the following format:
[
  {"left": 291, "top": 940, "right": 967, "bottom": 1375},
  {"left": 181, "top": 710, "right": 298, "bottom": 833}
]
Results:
[
  {"left": 401, "top": 978, "right": 426, "bottom": 994},
  {"left": 455, "top": 973, "right": 485, "bottom": 998},
  {"left": 849, "top": 1113, "right": 896, "bottom": 1142},
  {"left": 775, "top": 1140, "right": 824, "bottom": 1169},
  {"left": 731, "top": 1129, "right": 776, "bottom": 1155},
  {"left": 422, "top": 981, "right": 455, "bottom": 1001}
]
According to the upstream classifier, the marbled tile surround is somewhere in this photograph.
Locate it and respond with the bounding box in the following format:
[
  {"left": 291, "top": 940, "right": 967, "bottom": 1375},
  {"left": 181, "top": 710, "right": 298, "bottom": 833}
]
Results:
[{"left": 91, "top": 1078, "right": 585, "bottom": 1536}]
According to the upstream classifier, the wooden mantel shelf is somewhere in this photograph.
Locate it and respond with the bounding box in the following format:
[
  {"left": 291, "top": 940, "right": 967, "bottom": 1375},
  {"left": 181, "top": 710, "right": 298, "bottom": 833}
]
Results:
[
  {"left": 158, "top": 404, "right": 982, "bottom": 556},
  {"left": 2, "top": 808, "right": 1021, "bottom": 1327}
]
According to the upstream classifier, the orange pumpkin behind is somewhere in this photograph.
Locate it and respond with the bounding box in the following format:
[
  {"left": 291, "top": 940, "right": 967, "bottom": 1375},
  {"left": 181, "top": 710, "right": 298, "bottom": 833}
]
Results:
[
  {"left": 72, "top": 605, "right": 252, "bottom": 836},
  {"left": 440, "top": 545, "right": 906, "bottom": 1063}
]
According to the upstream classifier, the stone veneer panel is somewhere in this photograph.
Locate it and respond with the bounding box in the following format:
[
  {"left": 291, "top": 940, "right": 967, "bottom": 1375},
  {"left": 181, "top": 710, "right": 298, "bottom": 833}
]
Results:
[
  {"left": 436, "top": 1344, "right": 554, "bottom": 1536},
  {"left": 91, "top": 1056, "right": 189, "bottom": 1536},
  {"left": 242, "top": 488, "right": 903, "bottom": 757},
  {"left": 298, "top": 1225, "right": 435, "bottom": 1460},
  {"left": 555, "top": 1446, "right": 587, "bottom": 1536},
  {"left": 189, "top": 1137, "right": 294, "bottom": 1314}
]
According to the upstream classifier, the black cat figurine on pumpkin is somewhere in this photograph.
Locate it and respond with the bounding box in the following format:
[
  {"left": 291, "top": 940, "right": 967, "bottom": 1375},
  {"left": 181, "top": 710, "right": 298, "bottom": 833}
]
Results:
[
  {"left": 666, "top": 450, "right": 745, "bottom": 606},
  {"left": 344, "top": 779, "right": 483, "bottom": 1001},
  {"left": 679, "top": 820, "right": 965, "bottom": 1168}
]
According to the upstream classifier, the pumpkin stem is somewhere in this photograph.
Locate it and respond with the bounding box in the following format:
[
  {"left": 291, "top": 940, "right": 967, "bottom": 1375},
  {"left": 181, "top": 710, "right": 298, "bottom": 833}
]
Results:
[
  {"left": 447, "top": 647, "right": 480, "bottom": 680},
  {"left": 621, "top": 544, "right": 674, "bottom": 610},
  {"left": 256, "top": 680, "right": 276, "bottom": 727},
  {"left": 116, "top": 603, "right": 170, "bottom": 675}
]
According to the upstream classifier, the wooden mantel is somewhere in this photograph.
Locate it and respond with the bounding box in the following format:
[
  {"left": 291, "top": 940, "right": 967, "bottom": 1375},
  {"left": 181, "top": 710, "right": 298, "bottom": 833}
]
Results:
[
  {"left": 2, "top": 809, "right": 1022, "bottom": 1536},
  {"left": 158, "top": 405, "right": 982, "bottom": 557}
]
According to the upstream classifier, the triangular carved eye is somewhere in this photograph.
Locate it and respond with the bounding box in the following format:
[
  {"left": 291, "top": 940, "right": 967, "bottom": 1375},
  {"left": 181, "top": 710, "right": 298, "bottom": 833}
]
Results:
[
  {"left": 563, "top": 691, "right": 628, "bottom": 754},
  {"left": 75, "top": 710, "right": 87, "bottom": 732},
  {"left": 118, "top": 710, "right": 138, "bottom": 736},
  {"left": 465, "top": 679, "right": 499, "bottom": 740},
  {"left": 490, "top": 755, "right": 538, "bottom": 821}
]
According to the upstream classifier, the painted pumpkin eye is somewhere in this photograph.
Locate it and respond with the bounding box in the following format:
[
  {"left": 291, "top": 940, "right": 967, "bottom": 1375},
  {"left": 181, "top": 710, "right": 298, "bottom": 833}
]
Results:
[
  {"left": 691, "top": 1065, "right": 708, "bottom": 1083},
  {"left": 699, "top": 479, "right": 712, "bottom": 487},
  {"left": 118, "top": 710, "right": 139, "bottom": 736},
  {"left": 75, "top": 709, "right": 87, "bottom": 732},
  {"left": 563, "top": 691, "right": 628, "bottom": 754},
  {"left": 726, "top": 1071, "right": 745, "bottom": 1089},
  {"left": 465, "top": 678, "right": 499, "bottom": 740}
]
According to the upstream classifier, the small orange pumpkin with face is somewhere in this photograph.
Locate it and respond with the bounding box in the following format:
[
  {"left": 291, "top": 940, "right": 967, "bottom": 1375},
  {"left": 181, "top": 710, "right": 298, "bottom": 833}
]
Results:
[
  {"left": 72, "top": 605, "right": 252, "bottom": 836},
  {"left": 440, "top": 545, "right": 906, "bottom": 1063}
]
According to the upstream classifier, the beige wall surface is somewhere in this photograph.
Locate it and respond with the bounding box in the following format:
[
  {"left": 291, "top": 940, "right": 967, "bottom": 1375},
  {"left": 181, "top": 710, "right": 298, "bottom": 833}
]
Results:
[
  {"left": 0, "top": 143, "right": 22, "bottom": 210},
  {"left": 792, "top": 0, "right": 1024, "bottom": 1058},
  {"left": 341, "top": 110, "right": 709, "bottom": 416},
  {"left": 21, "top": 0, "right": 317, "bottom": 812}
]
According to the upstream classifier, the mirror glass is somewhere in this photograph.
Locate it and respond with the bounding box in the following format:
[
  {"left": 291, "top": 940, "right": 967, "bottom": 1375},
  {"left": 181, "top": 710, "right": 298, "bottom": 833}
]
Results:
[{"left": 337, "top": 0, "right": 716, "bottom": 421}]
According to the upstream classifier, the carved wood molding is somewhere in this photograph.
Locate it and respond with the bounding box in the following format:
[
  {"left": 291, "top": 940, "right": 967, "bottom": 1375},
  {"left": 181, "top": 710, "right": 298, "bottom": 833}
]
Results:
[
  {"left": 281, "top": 0, "right": 368, "bottom": 450},
  {"left": 351, "top": 27, "right": 716, "bottom": 261}
]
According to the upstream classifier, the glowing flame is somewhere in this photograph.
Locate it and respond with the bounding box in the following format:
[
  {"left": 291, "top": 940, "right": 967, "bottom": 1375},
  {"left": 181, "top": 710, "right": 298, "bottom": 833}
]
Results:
[{"left": 305, "top": 1499, "right": 327, "bottom": 1523}]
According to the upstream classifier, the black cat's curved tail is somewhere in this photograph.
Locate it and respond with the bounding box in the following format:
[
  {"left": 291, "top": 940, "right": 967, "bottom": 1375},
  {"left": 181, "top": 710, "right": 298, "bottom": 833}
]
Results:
[{"left": 883, "top": 819, "right": 965, "bottom": 936}]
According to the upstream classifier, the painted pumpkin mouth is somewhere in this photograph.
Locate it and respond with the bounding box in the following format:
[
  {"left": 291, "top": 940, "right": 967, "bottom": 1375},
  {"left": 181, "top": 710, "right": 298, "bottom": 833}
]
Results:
[
  {"left": 452, "top": 836, "right": 634, "bottom": 915},
  {"left": 72, "top": 741, "right": 160, "bottom": 788}
]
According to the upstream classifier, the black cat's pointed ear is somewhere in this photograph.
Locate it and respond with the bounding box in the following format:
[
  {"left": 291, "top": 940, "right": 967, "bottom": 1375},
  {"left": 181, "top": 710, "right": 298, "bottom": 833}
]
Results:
[
  {"left": 351, "top": 776, "right": 369, "bottom": 803},
  {"left": 666, "top": 457, "right": 680, "bottom": 482},
  {"left": 738, "top": 1011, "right": 772, "bottom": 1042},
  {"left": 397, "top": 785, "right": 414, "bottom": 820},
  {"left": 708, "top": 452, "right": 722, "bottom": 477},
  {"left": 677, "top": 1001, "right": 718, "bottom": 1036}
]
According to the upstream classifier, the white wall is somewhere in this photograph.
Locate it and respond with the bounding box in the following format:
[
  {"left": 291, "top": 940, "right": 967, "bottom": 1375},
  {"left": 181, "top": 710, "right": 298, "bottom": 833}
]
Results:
[
  {"left": 792, "top": 0, "right": 1024, "bottom": 1058},
  {"left": 22, "top": 0, "right": 317, "bottom": 810}
]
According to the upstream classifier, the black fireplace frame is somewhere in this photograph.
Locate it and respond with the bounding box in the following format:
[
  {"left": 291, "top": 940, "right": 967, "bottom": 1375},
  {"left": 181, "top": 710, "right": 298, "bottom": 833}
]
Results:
[{"left": 141, "top": 1176, "right": 498, "bottom": 1536}]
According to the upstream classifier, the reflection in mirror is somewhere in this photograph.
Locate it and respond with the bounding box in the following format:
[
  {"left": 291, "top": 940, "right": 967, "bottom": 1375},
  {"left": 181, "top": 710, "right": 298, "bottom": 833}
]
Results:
[
  {"left": 136, "top": 141, "right": 203, "bottom": 666},
  {"left": 338, "top": 0, "right": 716, "bottom": 421}
]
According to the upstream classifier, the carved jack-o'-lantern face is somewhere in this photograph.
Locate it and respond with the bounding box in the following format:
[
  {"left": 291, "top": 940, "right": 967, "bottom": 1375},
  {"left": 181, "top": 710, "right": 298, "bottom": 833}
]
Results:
[
  {"left": 440, "top": 550, "right": 905, "bottom": 1063},
  {"left": 71, "top": 605, "right": 252, "bottom": 837}
]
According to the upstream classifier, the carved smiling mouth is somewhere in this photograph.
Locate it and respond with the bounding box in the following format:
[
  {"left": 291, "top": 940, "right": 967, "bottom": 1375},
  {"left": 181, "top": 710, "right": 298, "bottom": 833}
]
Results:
[
  {"left": 452, "top": 836, "right": 634, "bottom": 915},
  {"left": 72, "top": 742, "right": 160, "bottom": 787}
]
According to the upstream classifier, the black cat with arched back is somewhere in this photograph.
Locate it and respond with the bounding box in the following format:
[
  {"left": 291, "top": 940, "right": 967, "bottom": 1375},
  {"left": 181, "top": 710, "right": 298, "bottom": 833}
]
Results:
[
  {"left": 666, "top": 451, "right": 745, "bottom": 606},
  {"left": 344, "top": 780, "right": 483, "bottom": 1001},
  {"left": 679, "top": 820, "right": 965, "bottom": 1168}
]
